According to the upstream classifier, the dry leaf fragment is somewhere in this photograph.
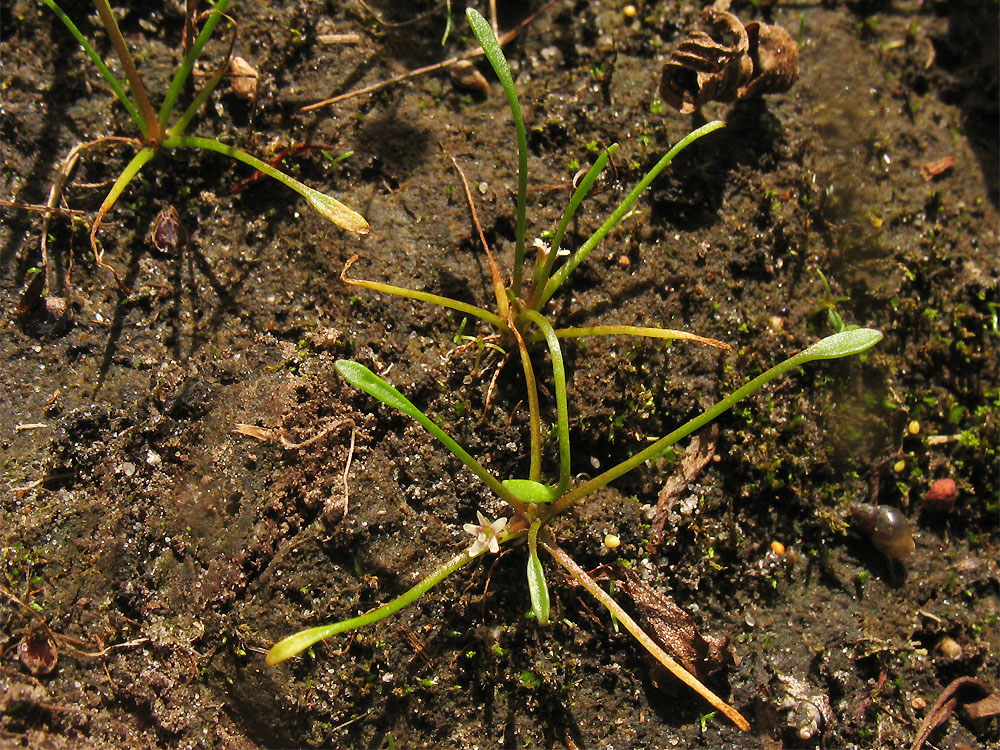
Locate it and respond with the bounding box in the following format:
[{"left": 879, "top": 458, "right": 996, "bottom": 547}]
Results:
[
  {"left": 920, "top": 154, "right": 956, "bottom": 181},
  {"left": 660, "top": 7, "right": 752, "bottom": 114},
  {"left": 738, "top": 21, "right": 799, "bottom": 100},
  {"left": 959, "top": 692, "right": 1000, "bottom": 733},
  {"left": 649, "top": 427, "right": 717, "bottom": 549},
  {"left": 230, "top": 55, "right": 259, "bottom": 100},
  {"left": 910, "top": 676, "right": 995, "bottom": 750},
  {"left": 616, "top": 568, "right": 736, "bottom": 683},
  {"left": 18, "top": 630, "right": 58, "bottom": 675}
]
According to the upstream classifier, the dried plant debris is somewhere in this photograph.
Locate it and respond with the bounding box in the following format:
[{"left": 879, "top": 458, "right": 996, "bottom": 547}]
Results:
[
  {"left": 149, "top": 205, "right": 188, "bottom": 254},
  {"left": 615, "top": 568, "right": 736, "bottom": 684},
  {"left": 18, "top": 630, "right": 58, "bottom": 676},
  {"left": 229, "top": 55, "right": 260, "bottom": 100},
  {"left": 911, "top": 676, "right": 999, "bottom": 750},
  {"left": 659, "top": 0, "right": 798, "bottom": 113},
  {"left": 649, "top": 427, "right": 717, "bottom": 550}
]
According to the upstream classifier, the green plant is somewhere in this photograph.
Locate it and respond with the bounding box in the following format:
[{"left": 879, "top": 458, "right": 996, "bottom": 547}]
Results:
[
  {"left": 45, "top": 0, "right": 368, "bottom": 287},
  {"left": 263, "top": 9, "right": 884, "bottom": 733}
]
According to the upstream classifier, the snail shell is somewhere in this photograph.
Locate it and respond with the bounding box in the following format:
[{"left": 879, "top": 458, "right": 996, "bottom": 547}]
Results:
[{"left": 851, "top": 503, "right": 914, "bottom": 560}]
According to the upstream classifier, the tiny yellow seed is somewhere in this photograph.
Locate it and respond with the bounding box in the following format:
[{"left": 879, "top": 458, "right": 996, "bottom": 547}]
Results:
[
  {"left": 893, "top": 459, "right": 906, "bottom": 473},
  {"left": 623, "top": 4, "right": 638, "bottom": 19},
  {"left": 907, "top": 420, "right": 920, "bottom": 436},
  {"left": 604, "top": 533, "right": 621, "bottom": 549},
  {"left": 770, "top": 540, "right": 786, "bottom": 555}
]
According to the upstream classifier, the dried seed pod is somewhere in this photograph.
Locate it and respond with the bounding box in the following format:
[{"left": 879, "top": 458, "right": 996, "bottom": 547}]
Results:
[
  {"left": 659, "top": 3, "right": 798, "bottom": 113},
  {"left": 149, "top": 205, "right": 187, "bottom": 254},
  {"left": 659, "top": 8, "right": 752, "bottom": 114},
  {"left": 851, "top": 503, "right": 915, "bottom": 561},
  {"left": 737, "top": 21, "right": 799, "bottom": 99},
  {"left": 18, "top": 630, "right": 58, "bottom": 675}
]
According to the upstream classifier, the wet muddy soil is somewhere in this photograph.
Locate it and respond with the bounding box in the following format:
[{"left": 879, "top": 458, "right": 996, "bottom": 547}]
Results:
[{"left": 1, "top": 1, "right": 997, "bottom": 748}]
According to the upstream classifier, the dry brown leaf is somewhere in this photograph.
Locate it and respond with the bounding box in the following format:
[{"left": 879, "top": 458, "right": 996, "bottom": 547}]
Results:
[
  {"left": 649, "top": 426, "right": 717, "bottom": 549},
  {"left": 910, "top": 676, "right": 994, "bottom": 750},
  {"left": 616, "top": 568, "right": 736, "bottom": 683}
]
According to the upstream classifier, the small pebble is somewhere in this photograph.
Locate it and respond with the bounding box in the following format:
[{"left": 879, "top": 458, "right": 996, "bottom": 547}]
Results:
[
  {"left": 935, "top": 636, "right": 962, "bottom": 659},
  {"left": 450, "top": 60, "right": 490, "bottom": 96},
  {"left": 229, "top": 56, "right": 259, "bottom": 100},
  {"left": 922, "top": 478, "right": 958, "bottom": 513}
]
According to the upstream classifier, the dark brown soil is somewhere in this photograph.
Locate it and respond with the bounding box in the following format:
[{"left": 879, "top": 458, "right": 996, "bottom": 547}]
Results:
[{"left": 2, "top": 2, "right": 997, "bottom": 748}]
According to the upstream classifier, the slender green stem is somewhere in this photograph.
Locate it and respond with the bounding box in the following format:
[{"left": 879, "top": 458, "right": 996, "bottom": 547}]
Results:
[
  {"left": 342, "top": 274, "right": 503, "bottom": 326},
  {"left": 164, "top": 135, "right": 369, "bottom": 234},
  {"left": 529, "top": 146, "right": 617, "bottom": 308},
  {"left": 545, "top": 329, "right": 883, "bottom": 519},
  {"left": 43, "top": 0, "right": 145, "bottom": 137},
  {"left": 522, "top": 310, "right": 571, "bottom": 492},
  {"left": 92, "top": 0, "right": 160, "bottom": 143},
  {"left": 546, "top": 325, "right": 730, "bottom": 351},
  {"left": 90, "top": 146, "right": 158, "bottom": 269},
  {"left": 266, "top": 548, "right": 475, "bottom": 665},
  {"left": 466, "top": 8, "right": 528, "bottom": 297},
  {"left": 538, "top": 121, "right": 725, "bottom": 308},
  {"left": 159, "top": 0, "right": 231, "bottom": 131},
  {"left": 167, "top": 11, "right": 233, "bottom": 139},
  {"left": 511, "top": 325, "right": 543, "bottom": 482},
  {"left": 542, "top": 540, "right": 750, "bottom": 731}
]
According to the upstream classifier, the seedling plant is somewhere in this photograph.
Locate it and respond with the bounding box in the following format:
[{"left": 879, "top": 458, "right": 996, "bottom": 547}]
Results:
[
  {"left": 43, "top": 0, "right": 368, "bottom": 288},
  {"left": 265, "top": 9, "right": 883, "bottom": 733}
]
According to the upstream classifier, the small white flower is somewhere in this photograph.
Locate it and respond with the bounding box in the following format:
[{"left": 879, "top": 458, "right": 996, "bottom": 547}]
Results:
[{"left": 463, "top": 511, "right": 508, "bottom": 557}]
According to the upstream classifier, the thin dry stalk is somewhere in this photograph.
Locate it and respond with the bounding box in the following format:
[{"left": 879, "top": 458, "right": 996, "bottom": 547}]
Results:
[{"left": 301, "top": 0, "right": 560, "bottom": 113}]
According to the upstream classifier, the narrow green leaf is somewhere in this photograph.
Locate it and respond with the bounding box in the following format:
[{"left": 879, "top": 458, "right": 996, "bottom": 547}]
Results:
[
  {"left": 266, "top": 549, "right": 474, "bottom": 665},
  {"left": 43, "top": 0, "right": 146, "bottom": 136},
  {"left": 164, "top": 135, "right": 369, "bottom": 234},
  {"left": 527, "top": 520, "right": 550, "bottom": 625},
  {"left": 466, "top": 7, "right": 528, "bottom": 295},
  {"left": 335, "top": 360, "right": 525, "bottom": 512},
  {"left": 336, "top": 360, "right": 423, "bottom": 421},
  {"left": 545, "top": 328, "right": 884, "bottom": 518}
]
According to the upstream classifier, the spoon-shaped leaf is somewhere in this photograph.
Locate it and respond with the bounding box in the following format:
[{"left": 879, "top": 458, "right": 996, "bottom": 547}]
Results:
[{"left": 796, "top": 327, "right": 883, "bottom": 360}]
